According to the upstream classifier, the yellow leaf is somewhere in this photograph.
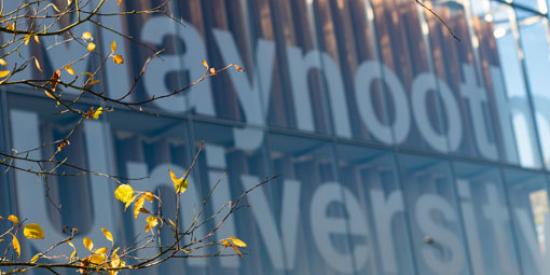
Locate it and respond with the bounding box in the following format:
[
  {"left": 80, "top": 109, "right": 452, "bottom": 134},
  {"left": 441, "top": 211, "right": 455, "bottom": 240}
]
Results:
[
  {"left": 64, "top": 64, "right": 75, "bottom": 76},
  {"left": 101, "top": 227, "right": 114, "bottom": 245},
  {"left": 110, "top": 248, "right": 120, "bottom": 267},
  {"left": 82, "top": 31, "right": 93, "bottom": 41},
  {"left": 169, "top": 169, "right": 188, "bottom": 194},
  {"left": 112, "top": 54, "right": 124, "bottom": 65},
  {"left": 83, "top": 237, "right": 94, "bottom": 252},
  {"left": 24, "top": 34, "right": 31, "bottom": 45},
  {"left": 33, "top": 35, "right": 39, "bottom": 44},
  {"left": 117, "top": 0, "right": 122, "bottom": 6},
  {"left": 92, "top": 106, "right": 103, "bottom": 120},
  {"left": 11, "top": 234, "right": 20, "bottom": 257},
  {"left": 7, "top": 214, "right": 19, "bottom": 224},
  {"left": 221, "top": 236, "right": 247, "bottom": 257},
  {"left": 202, "top": 59, "right": 209, "bottom": 69},
  {"left": 7, "top": 22, "right": 15, "bottom": 31},
  {"left": 124, "top": 194, "right": 137, "bottom": 210},
  {"left": 31, "top": 253, "right": 41, "bottom": 263},
  {"left": 44, "top": 90, "right": 57, "bottom": 100},
  {"left": 87, "top": 42, "right": 96, "bottom": 52},
  {"left": 142, "top": 192, "right": 155, "bottom": 202},
  {"left": 0, "top": 58, "right": 7, "bottom": 66},
  {"left": 110, "top": 247, "right": 125, "bottom": 273},
  {"left": 88, "top": 252, "right": 106, "bottom": 265},
  {"left": 67, "top": 0, "right": 73, "bottom": 6},
  {"left": 0, "top": 70, "right": 11, "bottom": 78},
  {"left": 145, "top": 216, "right": 158, "bottom": 233},
  {"left": 114, "top": 184, "right": 134, "bottom": 204},
  {"left": 111, "top": 41, "right": 117, "bottom": 53},
  {"left": 23, "top": 223, "right": 45, "bottom": 240},
  {"left": 133, "top": 195, "right": 145, "bottom": 219},
  {"left": 34, "top": 57, "right": 43, "bottom": 72},
  {"left": 228, "top": 236, "right": 247, "bottom": 248},
  {"left": 67, "top": 241, "right": 78, "bottom": 261},
  {"left": 95, "top": 247, "right": 108, "bottom": 256}
]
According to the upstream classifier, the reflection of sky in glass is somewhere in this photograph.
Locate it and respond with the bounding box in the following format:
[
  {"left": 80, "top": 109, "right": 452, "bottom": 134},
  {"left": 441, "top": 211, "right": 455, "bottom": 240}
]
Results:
[
  {"left": 497, "top": 33, "right": 526, "bottom": 98},
  {"left": 514, "top": 0, "right": 548, "bottom": 13},
  {"left": 521, "top": 20, "right": 550, "bottom": 98}
]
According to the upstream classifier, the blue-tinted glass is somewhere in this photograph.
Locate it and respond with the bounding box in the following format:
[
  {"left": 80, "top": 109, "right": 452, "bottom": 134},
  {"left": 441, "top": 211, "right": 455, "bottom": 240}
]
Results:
[
  {"left": 336, "top": 145, "right": 415, "bottom": 275},
  {"left": 489, "top": 2, "right": 543, "bottom": 168},
  {"left": 504, "top": 169, "right": 550, "bottom": 275},
  {"left": 268, "top": 133, "right": 357, "bottom": 275},
  {"left": 192, "top": 122, "right": 271, "bottom": 275},
  {"left": 453, "top": 162, "right": 521, "bottom": 275},
  {"left": 6, "top": 94, "right": 121, "bottom": 263},
  {"left": 398, "top": 154, "right": 471, "bottom": 275},
  {"left": 517, "top": 14, "right": 550, "bottom": 169}
]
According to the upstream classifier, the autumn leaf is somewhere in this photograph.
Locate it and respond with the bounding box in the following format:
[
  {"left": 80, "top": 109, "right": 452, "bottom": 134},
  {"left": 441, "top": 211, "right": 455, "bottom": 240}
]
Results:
[
  {"left": 145, "top": 216, "right": 159, "bottom": 233},
  {"left": 0, "top": 70, "right": 11, "bottom": 78},
  {"left": 24, "top": 34, "right": 32, "bottom": 45},
  {"left": 34, "top": 57, "right": 43, "bottom": 72},
  {"left": 92, "top": 107, "right": 103, "bottom": 119},
  {"left": 64, "top": 64, "right": 75, "bottom": 76},
  {"left": 111, "top": 41, "right": 117, "bottom": 53},
  {"left": 50, "top": 70, "right": 61, "bottom": 92},
  {"left": 83, "top": 237, "right": 94, "bottom": 252},
  {"left": 110, "top": 247, "right": 126, "bottom": 273},
  {"left": 142, "top": 192, "right": 155, "bottom": 202},
  {"left": 82, "top": 31, "right": 93, "bottom": 41},
  {"left": 88, "top": 252, "right": 106, "bottom": 265},
  {"left": 95, "top": 247, "right": 108, "bottom": 256},
  {"left": 169, "top": 169, "right": 188, "bottom": 194},
  {"left": 11, "top": 234, "right": 20, "bottom": 257},
  {"left": 227, "top": 236, "right": 247, "bottom": 248},
  {"left": 23, "top": 223, "right": 45, "bottom": 240},
  {"left": 101, "top": 227, "right": 114, "bottom": 245},
  {"left": 202, "top": 59, "right": 209, "bottom": 69},
  {"left": 221, "top": 236, "right": 247, "bottom": 257},
  {"left": 56, "top": 140, "right": 70, "bottom": 152},
  {"left": 114, "top": 184, "right": 134, "bottom": 204},
  {"left": 8, "top": 214, "right": 19, "bottom": 224},
  {"left": 30, "top": 253, "right": 42, "bottom": 263},
  {"left": 234, "top": 65, "right": 245, "bottom": 72},
  {"left": 112, "top": 54, "right": 124, "bottom": 65},
  {"left": 67, "top": 241, "right": 78, "bottom": 261},
  {"left": 87, "top": 42, "right": 96, "bottom": 52},
  {"left": 6, "top": 22, "right": 15, "bottom": 31},
  {"left": 133, "top": 195, "right": 146, "bottom": 219},
  {"left": 0, "top": 58, "right": 7, "bottom": 66}
]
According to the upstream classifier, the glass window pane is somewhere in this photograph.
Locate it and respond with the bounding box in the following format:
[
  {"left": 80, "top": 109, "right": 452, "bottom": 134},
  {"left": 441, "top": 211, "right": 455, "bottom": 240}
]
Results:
[
  {"left": 504, "top": 169, "right": 550, "bottom": 275},
  {"left": 517, "top": 14, "right": 550, "bottom": 168},
  {"left": 490, "top": 3, "right": 543, "bottom": 168},
  {"left": 336, "top": 145, "right": 415, "bottom": 275},
  {"left": 398, "top": 154, "right": 470, "bottom": 275},
  {"left": 192, "top": 122, "right": 271, "bottom": 274},
  {"left": 453, "top": 162, "right": 521, "bottom": 275},
  {"left": 269, "top": 134, "right": 360, "bottom": 275}
]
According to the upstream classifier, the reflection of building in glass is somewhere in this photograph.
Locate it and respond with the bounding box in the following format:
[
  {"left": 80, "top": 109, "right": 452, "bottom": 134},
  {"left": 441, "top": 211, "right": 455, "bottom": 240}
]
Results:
[
  {"left": 530, "top": 189, "right": 549, "bottom": 252},
  {"left": 2, "top": 0, "right": 550, "bottom": 274}
]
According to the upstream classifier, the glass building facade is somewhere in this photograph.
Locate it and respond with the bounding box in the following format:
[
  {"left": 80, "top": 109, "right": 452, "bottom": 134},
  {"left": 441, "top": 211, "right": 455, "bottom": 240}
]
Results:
[{"left": 2, "top": 0, "right": 550, "bottom": 274}]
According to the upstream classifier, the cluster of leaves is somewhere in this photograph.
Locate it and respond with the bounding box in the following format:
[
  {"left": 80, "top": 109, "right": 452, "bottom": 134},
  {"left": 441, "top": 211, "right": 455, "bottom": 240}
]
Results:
[
  {"left": 0, "top": 0, "right": 255, "bottom": 274},
  {"left": 0, "top": 166, "right": 249, "bottom": 274}
]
